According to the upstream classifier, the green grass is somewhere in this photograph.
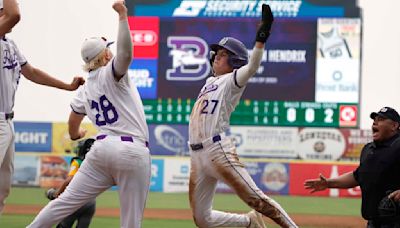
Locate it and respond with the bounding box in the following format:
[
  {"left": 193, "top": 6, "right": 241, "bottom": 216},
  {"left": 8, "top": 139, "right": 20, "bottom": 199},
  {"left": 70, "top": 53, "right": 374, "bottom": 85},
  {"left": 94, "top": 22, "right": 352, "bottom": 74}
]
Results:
[{"left": 2, "top": 187, "right": 361, "bottom": 227}]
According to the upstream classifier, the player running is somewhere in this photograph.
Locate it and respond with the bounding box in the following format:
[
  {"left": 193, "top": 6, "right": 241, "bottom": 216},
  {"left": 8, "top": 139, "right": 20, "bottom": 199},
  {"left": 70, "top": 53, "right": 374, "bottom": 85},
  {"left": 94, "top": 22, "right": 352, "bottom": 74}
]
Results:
[
  {"left": 188, "top": 4, "right": 298, "bottom": 228},
  {"left": 27, "top": 1, "right": 151, "bottom": 228}
]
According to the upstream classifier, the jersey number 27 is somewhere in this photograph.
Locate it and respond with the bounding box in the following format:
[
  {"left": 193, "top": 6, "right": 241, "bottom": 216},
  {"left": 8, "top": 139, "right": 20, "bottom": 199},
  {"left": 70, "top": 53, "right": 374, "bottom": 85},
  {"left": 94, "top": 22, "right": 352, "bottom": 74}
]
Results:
[{"left": 91, "top": 95, "right": 119, "bottom": 126}]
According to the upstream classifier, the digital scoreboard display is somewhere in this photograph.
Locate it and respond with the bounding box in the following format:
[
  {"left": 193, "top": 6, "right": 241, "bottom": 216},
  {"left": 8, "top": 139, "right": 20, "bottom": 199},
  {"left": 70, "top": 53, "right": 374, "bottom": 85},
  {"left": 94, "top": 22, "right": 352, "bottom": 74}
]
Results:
[{"left": 129, "top": 0, "right": 362, "bottom": 128}]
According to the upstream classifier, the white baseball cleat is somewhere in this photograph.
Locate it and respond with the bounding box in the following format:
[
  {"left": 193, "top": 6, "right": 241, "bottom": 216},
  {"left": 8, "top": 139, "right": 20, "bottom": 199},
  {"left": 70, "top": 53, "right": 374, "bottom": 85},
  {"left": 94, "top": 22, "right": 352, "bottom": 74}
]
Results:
[{"left": 247, "top": 210, "right": 266, "bottom": 228}]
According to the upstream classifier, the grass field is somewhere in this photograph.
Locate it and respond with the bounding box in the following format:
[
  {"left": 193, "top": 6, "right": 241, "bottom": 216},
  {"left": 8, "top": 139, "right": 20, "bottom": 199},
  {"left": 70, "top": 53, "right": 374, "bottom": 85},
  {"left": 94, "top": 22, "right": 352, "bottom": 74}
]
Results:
[{"left": 0, "top": 187, "right": 362, "bottom": 227}]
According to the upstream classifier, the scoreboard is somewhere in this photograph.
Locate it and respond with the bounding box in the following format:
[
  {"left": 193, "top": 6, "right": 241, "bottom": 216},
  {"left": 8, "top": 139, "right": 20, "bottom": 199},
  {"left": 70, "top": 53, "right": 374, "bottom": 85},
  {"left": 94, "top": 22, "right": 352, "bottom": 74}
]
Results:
[
  {"left": 130, "top": 0, "right": 362, "bottom": 128},
  {"left": 143, "top": 99, "right": 358, "bottom": 128}
]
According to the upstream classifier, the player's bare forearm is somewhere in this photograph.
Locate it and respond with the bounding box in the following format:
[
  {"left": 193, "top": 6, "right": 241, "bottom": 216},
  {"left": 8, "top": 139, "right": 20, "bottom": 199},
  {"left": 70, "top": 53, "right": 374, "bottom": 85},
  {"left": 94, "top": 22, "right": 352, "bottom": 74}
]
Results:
[
  {"left": 55, "top": 176, "right": 73, "bottom": 197},
  {"left": 0, "top": 0, "right": 20, "bottom": 36},
  {"left": 21, "top": 64, "right": 84, "bottom": 91},
  {"left": 255, "top": 41, "right": 265, "bottom": 49},
  {"left": 327, "top": 171, "right": 358, "bottom": 189},
  {"left": 68, "top": 111, "right": 86, "bottom": 140}
]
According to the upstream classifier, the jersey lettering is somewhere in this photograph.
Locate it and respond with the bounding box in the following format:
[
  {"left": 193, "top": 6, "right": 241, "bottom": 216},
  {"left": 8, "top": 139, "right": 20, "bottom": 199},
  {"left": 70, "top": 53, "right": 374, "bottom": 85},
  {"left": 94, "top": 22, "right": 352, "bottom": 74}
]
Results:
[
  {"left": 90, "top": 95, "right": 119, "bottom": 126},
  {"left": 200, "top": 99, "right": 219, "bottom": 114}
]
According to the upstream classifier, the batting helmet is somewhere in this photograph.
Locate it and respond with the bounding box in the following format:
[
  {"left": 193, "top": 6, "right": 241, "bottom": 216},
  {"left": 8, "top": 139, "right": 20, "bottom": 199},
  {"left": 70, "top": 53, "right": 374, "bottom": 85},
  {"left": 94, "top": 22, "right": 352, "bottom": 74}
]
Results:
[
  {"left": 210, "top": 37, "right": 249, "bottom": 69},
  {"left": 74, "top": 138, "right": 95, "bottom": 160}
]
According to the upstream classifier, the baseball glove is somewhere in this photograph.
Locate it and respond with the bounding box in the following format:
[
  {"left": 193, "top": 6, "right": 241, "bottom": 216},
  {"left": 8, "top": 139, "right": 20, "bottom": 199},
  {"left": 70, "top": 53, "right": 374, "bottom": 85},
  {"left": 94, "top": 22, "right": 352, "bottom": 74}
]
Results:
[
  {"left": 255, "top": 4, "right": 274, "bottom": 43},
  {"left": 378, "top": 193, "right": 400, "bottom": 219},
  {"left": 45, "top": 188, "right": 57, "bottom": 200}
]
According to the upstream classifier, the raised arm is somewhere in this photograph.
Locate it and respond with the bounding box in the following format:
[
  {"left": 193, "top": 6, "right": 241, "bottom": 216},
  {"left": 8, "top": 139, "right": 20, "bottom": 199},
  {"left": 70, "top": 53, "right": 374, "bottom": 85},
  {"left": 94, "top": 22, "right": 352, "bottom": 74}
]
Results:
[
  {"left": 112, "top": 0, "right": 132, "bottom": 80},
  {"left": 236, "top": 4, "right": 273, "bottom": 87},
  {"left": 0, "top": 0, "right": 20, "bottom": 37}
]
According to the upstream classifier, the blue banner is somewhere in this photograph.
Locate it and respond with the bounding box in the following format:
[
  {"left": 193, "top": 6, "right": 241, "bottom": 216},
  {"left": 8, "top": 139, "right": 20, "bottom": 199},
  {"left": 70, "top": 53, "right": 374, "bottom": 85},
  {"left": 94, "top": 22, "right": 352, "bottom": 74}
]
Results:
[
  {"left": 149, "top": 124, "right": 189, "bottom": 156},
  {"left": 156, "top": 18, "right": 316, "bottom": 101},
  {"left": 150, "top": 159, "right": 164, "bottom": 192},
  {"left": 129, "top": 59, "right": 158, "bottom": 99},
  {"left": 131, "top": 0, "right": 359, "bottom": 18},
  {"left": 13, "top": 155, "right": 40, "bottom": 186},
  {"left": 14, "top": 122, "right": 52, "bottom": 152}
]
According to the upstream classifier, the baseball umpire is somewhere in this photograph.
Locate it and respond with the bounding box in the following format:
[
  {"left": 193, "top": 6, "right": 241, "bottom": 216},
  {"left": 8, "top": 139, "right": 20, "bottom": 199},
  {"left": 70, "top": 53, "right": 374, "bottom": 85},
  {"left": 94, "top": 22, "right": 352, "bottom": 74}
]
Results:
[
  {"left": 305, "top": 107, "right": 400, "bottom": 228},
  {"left": 45, "top": 138, "right": 96, "bottom": 228}
]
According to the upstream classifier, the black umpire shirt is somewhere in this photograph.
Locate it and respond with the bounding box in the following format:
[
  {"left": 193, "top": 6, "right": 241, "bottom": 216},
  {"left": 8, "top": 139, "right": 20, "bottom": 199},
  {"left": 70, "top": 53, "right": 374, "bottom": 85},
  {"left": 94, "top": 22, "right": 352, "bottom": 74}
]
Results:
[{"left": 353, "top": 133, "right": 400, "bottom": 221}]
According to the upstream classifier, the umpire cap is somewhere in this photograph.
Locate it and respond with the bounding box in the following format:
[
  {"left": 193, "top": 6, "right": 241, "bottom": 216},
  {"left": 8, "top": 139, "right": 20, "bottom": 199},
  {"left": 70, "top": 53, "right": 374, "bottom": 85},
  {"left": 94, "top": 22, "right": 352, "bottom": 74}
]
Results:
[{"left": 370, "top": 107, "right": 400, "bottom": 123}]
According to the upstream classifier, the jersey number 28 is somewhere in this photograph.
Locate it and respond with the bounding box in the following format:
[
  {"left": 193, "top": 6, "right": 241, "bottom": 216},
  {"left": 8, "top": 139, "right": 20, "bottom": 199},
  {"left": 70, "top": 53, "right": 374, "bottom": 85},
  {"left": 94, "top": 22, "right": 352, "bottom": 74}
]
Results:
[{"left": 91, "top": 95, "right": 119, "bottom": 126}]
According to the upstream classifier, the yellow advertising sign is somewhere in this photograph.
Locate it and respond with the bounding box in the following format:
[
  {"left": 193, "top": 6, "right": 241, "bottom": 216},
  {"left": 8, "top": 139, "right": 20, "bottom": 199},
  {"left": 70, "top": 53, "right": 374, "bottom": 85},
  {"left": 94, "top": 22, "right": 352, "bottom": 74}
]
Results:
[{"left": 52, "top": 122, "right": 98, "bottom": 155}]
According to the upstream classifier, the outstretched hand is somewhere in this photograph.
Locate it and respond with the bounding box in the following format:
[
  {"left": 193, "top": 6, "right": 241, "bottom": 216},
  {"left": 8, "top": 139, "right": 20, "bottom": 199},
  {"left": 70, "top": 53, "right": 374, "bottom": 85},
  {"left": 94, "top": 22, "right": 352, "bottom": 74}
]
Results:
[
  {"left": 256, "top": 4, "right": 274, "bottom": 43},
  {"left": 304, "top": 174, "right": 329, "bottom": 193},
  {"left": 67, "top": 76, "right": 85, "bottom": 91}
]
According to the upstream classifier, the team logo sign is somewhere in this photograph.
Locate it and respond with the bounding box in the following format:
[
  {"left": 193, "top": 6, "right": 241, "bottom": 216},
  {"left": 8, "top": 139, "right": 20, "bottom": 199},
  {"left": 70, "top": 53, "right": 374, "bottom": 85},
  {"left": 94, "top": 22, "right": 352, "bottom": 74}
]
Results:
[{"left": 166, "top": 36, "right": 211, "bottom": 81}]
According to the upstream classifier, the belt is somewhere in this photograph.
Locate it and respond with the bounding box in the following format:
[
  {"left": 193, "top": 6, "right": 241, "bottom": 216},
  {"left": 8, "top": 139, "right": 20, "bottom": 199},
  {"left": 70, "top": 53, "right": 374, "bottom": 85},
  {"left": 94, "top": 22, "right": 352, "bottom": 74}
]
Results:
[
  {"left": 5, "top": 112, "right": 14, "bottom": 120},
  {"left": 96, "top": 134, "right": 149, "bottom": 147},
  {"left": 190, "top": 135, "right": 222, "bottom": 151}
]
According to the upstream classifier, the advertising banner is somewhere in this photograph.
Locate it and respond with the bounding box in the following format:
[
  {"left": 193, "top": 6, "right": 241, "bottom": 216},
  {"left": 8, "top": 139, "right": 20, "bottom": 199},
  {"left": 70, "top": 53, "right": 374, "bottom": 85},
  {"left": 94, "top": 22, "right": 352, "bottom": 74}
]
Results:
[
  {"left": 14, "top": 122, "right": 52, "bottom": 152},
  {"left": 315, "top": 18, "right": 361, "bottom": 103},
  {"left": 52, "top": 122, "right": 98, "bottom": 155},
  {"left": 340, "top": 129, "right": 372, "bottom": 161},
  {"left": 129, "top": 59, "right": 158, "bottom": 99},
  {"left": 230, "top": 126, "right": 298, "bottom": 158},
  {"left": 12, "top": 155, "right": 40, "bottom": 186},
  {"left": 150, "top": 159, "right": 164, "bottom": 192},
  {"left": 289, "top": 162, "right": 360, "bottom": 197},
  {"left": 39, "top": 156, "right": 69, "bottom": 188},
  {"left": 131, "top": 0, "right": 360, "bottom": 18},
  {"left": 149, "top": 124, "right": 190, "bottom": 156},
  {"left": 163, "top": 158, "right": 190, "bottom": 192},
  {"left": 157, "top": 18, "right": 316, "bottom": 101}
]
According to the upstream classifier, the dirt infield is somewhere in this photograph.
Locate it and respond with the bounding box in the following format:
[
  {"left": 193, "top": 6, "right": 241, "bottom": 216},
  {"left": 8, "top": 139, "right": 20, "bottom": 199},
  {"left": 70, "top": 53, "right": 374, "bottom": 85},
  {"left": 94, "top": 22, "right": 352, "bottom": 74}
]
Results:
[{"left": 4, "top": 205, "right": 366, "bottom": 227}]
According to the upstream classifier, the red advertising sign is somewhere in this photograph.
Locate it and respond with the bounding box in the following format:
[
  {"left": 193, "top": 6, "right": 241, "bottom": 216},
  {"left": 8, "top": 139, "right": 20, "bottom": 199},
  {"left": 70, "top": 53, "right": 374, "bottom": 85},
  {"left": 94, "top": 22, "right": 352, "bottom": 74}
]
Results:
[
  {"left": 289, "top": 162, "right": 361, "bottom": 197},
  {"left": 339, "top": 105, "right": 358, "bottom": 127},
  {"left": 128, "top": 16, "right": 159, "bottom": 59}
]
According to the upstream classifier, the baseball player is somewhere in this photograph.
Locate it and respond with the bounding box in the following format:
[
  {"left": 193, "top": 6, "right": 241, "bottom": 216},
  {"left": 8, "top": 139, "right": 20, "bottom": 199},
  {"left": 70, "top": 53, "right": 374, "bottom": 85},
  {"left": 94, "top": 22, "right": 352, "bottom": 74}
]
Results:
[
  {"left": 27, "top": 1, "right": 151, "bottom": 228},
  {"left": 0, "top": 0, "right": 84, "bottom": 214},
  {"left": 45, "top": 138, "right": 96, "bottom": 228},
  {"left": 188, "top": 4, "right": 298, "bottom": 228}
]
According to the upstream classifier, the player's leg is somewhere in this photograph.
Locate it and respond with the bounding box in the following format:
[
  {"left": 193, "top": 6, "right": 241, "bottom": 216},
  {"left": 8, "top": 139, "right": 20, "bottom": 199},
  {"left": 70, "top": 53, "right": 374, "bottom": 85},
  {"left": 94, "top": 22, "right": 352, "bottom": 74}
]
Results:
[
  {"left": 75, "top": 200, "right": 96, "bottom": 228},
  {"left": 114, "top": 142, "right": 151, "bottom": 228},
  {"left": 213, "top": 141, "right": 297, "bottom": 228},
  {"left": 56, "top": 212, "right": 78, "bottom": 228},
  {"left": 0, "top": 120, "right": 14, "bottom": 214},
  {"left": 189, "top": 151, "right": 250, "bottom": 227},
  {"left": 27, "top": 147, "right": 113, "bottom": 228}
]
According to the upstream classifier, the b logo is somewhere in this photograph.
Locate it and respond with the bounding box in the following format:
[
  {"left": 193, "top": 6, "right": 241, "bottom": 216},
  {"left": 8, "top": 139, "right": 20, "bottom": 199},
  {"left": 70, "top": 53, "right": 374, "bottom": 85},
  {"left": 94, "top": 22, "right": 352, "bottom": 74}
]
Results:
[{"left": 166, "top": 36, "right": 210, "bottom": 81}]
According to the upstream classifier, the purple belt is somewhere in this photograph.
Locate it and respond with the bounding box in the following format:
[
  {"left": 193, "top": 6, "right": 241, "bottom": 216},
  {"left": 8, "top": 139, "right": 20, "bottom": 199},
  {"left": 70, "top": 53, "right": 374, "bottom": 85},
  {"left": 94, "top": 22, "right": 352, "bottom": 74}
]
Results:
[{"left": 96, "top": 134, "right": 149, "bottom": 147}]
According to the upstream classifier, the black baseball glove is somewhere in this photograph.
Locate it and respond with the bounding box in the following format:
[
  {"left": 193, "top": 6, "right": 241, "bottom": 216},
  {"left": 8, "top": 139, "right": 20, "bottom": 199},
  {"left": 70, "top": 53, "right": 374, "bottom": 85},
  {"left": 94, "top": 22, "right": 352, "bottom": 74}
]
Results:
[
  {"left": 378, "top": 192, "right": 400, "bottom": 219},
  {"left": 255, "top": 4, "right": 274, "bottom": 43}
]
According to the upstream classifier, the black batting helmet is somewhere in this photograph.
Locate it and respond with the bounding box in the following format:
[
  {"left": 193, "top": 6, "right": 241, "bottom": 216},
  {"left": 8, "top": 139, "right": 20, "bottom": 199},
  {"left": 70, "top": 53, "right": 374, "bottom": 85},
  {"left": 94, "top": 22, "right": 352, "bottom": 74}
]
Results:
[
  {"left": 74, "top": 138, "right": 95, "bottom": 160},
  {"left": 210, "top": 37, "right": 249, "bottom": 69}
]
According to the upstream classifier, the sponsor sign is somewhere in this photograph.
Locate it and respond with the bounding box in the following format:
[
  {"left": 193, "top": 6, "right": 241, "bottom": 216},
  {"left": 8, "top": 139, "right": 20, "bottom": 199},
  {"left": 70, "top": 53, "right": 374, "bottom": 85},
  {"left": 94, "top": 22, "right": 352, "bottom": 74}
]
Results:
[
  {"left": 13, "top": 155, "right": 40, "bottom": 186},
  {"left": 129, "top": 59, "right": 158, "bottom": 99},
  {"left": 339, "top": 105, "right": 358, "bottom": 127},
  {"left": 230, "top": 126, "right": 298, "bottom": 158},
  {"left": 157, "top": 18, "right": 316, "bottom": 101},
  {"left": 133, "top": 0, "right": 359, "bottom": 18},
  {"left": 297, "top": 128, "right": 346, "bottom": 160},
  {"left": 340, "top": 129, "right": 372, "bottom": 160},
  {"left": 128, "top": 16, "right": 159, "bottom": 59},
  {"left": 14, "top": 122, "right": 52, "bottom": 152},
  {"left": 315, "top": 18, "right": 361, "bottom": 103},
  {"left": 39, "top": 155, "right": 69, "bottom": 188},
  {"left": 163, "top": 158, "right": 190, "bottom": 192},
  {"left": 150, "top": 159, "right": 164, "bottom": 192},
  {"left": 149, "top": 124, "right": 189, "bottom": 156},
  {"left": 52, "top": 122, "right": 98, "bottom": 155},
  {"left": 290, "top": 162, "right": 360, "bottom": 197}
]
